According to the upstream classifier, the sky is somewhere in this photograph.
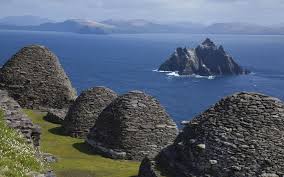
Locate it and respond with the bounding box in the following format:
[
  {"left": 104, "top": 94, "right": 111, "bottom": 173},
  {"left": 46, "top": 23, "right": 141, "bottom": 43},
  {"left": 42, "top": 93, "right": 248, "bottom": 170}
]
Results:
[{"left": 0, "top": 0, "right": 283, "bottom": 25}]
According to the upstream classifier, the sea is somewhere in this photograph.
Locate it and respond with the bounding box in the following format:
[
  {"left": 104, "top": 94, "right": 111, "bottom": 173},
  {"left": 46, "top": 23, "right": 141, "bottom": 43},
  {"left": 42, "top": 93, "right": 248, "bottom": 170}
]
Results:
[{"left": 0, "top": 30, "right": 283, "bottom": 124}]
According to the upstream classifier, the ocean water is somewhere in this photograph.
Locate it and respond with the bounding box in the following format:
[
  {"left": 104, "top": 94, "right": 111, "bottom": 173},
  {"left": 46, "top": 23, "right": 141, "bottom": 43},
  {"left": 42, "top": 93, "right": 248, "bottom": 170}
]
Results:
[{"left": 0, "top": 30, "right": 284, "bottom": 124}]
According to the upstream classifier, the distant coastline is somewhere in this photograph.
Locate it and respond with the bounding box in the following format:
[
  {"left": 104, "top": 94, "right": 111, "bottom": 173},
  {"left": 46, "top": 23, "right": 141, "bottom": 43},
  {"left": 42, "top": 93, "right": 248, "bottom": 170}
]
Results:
[{"left": 0, "top": 16, "right": 284, "bottom": 35}]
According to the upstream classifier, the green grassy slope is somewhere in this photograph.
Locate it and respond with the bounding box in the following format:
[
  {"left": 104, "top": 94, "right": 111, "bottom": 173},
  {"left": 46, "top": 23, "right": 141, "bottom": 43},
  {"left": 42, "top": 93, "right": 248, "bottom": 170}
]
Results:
[
  {"left": 0, "top": 111, "right": 45, "bottom": 177},
  {"left": 24, "top": 110, "right": 139, "bottom": 177}
]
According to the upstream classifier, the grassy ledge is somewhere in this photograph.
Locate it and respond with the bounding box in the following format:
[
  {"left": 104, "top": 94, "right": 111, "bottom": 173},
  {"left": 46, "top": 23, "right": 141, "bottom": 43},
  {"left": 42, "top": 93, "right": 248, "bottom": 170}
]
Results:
[
  {"left": 24, "top": 109, "right": 139, "bottom": 177},
  {"left": 0, "top": 111, "right": 45, "bottom": 177}
]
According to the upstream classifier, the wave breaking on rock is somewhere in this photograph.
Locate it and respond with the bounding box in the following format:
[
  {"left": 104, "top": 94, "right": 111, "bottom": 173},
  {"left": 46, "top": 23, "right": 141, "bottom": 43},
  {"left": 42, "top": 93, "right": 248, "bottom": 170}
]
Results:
[{"left": 158, "top": 38, "right": 250, "bottom": 76}]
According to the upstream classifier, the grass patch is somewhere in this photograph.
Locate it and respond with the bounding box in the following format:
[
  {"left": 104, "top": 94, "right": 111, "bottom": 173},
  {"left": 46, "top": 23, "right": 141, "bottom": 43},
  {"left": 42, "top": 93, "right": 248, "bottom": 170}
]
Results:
[
  {"left": 0, "top": 111, "right": 45, "bottom": 177},
  {"left": 24, "top": 109, "right": 139, "bottom": 177}
]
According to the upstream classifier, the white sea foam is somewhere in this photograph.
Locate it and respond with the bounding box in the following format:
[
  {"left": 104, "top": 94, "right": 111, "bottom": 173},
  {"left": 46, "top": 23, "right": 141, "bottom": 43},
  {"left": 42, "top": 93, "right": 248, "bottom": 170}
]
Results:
[
  {"left": 153, "top": 69, "right": 216, "bottom": 80},
  {"left": 152, "top": 69, "right": 173, "bottom": 73},
  {"left": 208, "top": 76, "right": 216, "bottom": 80},
  {"left": 166, "top": 71, "right": 180, "bottom": 77},
  {"left": 191, "top": 74, "right": 216, "bottom": 80}
]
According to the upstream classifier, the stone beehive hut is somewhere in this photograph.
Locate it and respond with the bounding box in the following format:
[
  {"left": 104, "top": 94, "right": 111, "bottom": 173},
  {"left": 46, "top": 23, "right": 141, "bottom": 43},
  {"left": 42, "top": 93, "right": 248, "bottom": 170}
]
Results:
[
  {"left": 63, "top": 86, "right": 118, "bottom": 138},
  {"left": 86, "top": 90, "right": 178, "bottom": 161},
  {"left": 0, "top": 90, "right": 40, "bottom": 147},
  {"left": 0, "top": 45, "right": 77, "bottom": 110},
  {"left": 139, "top": 92, "right": 284, "bottom": 177}
]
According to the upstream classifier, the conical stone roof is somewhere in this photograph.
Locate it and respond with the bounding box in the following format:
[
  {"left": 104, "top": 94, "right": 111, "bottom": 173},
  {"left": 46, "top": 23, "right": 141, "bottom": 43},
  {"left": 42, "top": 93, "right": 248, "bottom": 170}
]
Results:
[
  {"left": 138, "top": 92, "right": 284, "bottom": 177},
  {"left": 0, "top": 45, "right": 77, "bottom": 109},
  {"left": 63, "top": 86, "right": 118, "bottom": 138},
  {"left": 86, "top": 90, "right": 178, "bottom": 161}
]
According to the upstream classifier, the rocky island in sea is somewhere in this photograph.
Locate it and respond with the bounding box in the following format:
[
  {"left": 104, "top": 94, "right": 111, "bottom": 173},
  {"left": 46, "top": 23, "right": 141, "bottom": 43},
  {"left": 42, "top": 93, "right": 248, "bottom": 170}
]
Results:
[{"left": 158, "top": 38, "right": 250, "bottom": 76}]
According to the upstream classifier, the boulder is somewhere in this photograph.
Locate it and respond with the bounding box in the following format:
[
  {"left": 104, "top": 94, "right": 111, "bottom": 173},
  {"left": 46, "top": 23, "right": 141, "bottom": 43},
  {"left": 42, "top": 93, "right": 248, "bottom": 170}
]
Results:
[
  {"left": 41, "top": 153, "right": 58, "bottom": 163},
  {"left": 44, "top": 108, "right": 68, "bottom": 124},
  {"left": 27, "top": 171, "right": 56, "bottom": 177},
  {"left": 0, "top": 45, "right": 77, "bottom": 110},
  {"left": 138, "top": 92, "right": 284, "bottom": 177},
  {"left": 63, "top": 86, "right": 118, "bottom": 138},
  {"left": 158, "top": 38, "right": 250, "bottom": 76},
  {"left": 0, "top": 89, "right": 40, "bottom": 147},
  {"left": 86, "top": 90, "right": 178, "bottom": 161}
]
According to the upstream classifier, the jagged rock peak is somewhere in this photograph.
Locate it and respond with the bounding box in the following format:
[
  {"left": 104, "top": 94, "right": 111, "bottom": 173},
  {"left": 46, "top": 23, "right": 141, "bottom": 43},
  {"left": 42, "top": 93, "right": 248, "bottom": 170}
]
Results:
[
  {"left": 63, "top": 86, "right": 118, "bottom": 138},
  {"left": 158, "top": 38, "right": 250, "bottom": 76},
  {"left": 218, "top": 45, "right": 226, "bottom": 53},
  {"left": 0, "top": 44, "right": 77, "bottom": 110},
  {"left": 201, "top": 38, "right": 216, "bottom": 47},
  {"left": 86, "top": 90, "right": 178, "bottom": 161},
  {"left": 138, "top": 92, "right": 284, "bottom": 177}
]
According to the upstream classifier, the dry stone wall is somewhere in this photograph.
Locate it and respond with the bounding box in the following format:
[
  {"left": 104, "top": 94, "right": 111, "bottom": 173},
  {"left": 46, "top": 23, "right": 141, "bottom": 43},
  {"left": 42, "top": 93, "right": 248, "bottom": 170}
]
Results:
[{"left": 0, "top": 89, "right": 40, "bottom": 147}]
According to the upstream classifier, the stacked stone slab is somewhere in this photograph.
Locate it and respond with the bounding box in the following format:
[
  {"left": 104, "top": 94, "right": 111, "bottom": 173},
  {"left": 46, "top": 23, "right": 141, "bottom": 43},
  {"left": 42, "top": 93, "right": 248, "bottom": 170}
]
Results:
[
  {"left": 138, "top": 92, "right": 284, "bottom": 177},
  {"left": 86, "top": 90, "right": 178, "bottom": 161},
  {"left": 0, "top": 45, "right": 77, "bottom": 110},
  {"left": 0, "top": 90, "right": 40, "bottom": 147},
  {"left": 63, "top": 87, "right": 118, "bottom": 138}
]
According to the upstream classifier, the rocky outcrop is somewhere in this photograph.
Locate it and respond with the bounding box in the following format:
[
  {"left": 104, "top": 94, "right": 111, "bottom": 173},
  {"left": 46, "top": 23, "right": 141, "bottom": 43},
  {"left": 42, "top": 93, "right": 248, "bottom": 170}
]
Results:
[
  {"left": 138, "top": 92, "right": 284, "bottom": 177},
  {"left": 28, "top": 171, "right": 56, "bottom": 177},
  {"left": 44, "top": 108, "right": 68, "bottom": 124},
  {"left": 63, "top": 87, "right": 118, "bottom": 138},
  {"left": 0, "top": 45, "right": 77, "bottom": 110},
  {"left": 159, "top": 38, "right": 249, "bottom": 76},
  {"left": 0, "top": 89, "right": 40, "bottom": 147},
  {"left": 86, "top": 90, "right": 178, "bottom": 161}
]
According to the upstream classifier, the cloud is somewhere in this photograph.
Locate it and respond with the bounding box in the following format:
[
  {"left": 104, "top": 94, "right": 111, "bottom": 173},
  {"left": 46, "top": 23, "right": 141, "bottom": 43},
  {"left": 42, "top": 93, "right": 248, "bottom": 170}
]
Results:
[{"left": 0, "top": 0, "right": 282, "bottom": 25}]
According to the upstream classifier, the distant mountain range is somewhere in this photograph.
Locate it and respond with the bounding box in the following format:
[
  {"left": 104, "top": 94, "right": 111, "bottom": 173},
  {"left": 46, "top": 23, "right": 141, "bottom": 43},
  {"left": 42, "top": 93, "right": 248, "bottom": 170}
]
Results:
[
  {"left": 0, "top": 16, "right": 283, "bottom": 35},
  {"left": 203, "top": 22, "right": 284, "bottom": 35},
  {"left": 0, "top": 15, "right": 53, "bottom": 26}
]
